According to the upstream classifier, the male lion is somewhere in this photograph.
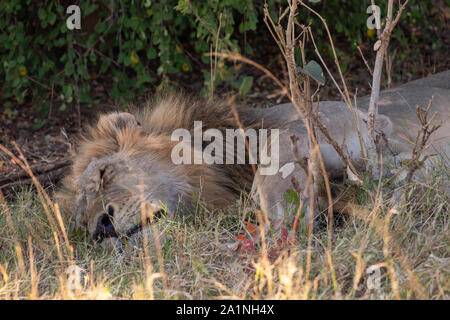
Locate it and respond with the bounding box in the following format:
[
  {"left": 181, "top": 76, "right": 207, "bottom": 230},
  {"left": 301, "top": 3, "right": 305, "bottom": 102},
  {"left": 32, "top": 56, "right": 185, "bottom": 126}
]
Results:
[
  {"left": 57, "top": 94, "right": 266, "bottom": 241},
  {"left": 57, "top": 71, "right": 450, "bottom": 243}
]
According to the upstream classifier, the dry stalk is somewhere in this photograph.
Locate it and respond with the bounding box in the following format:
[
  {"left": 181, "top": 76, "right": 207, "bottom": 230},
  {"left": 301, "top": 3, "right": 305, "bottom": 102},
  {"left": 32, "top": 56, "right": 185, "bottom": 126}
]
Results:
[
  {"left": 366, "top": 0, "right": 410, "bottom": 176},
  {"left": 405, "top": 97, "right": 441, "bottom": 183},
  {"left": 302, "top": 5, "right": 366, "bottom": 167},
  {"left": 263, "top": 1, "right": 332, "bottom": 219},
  {"left": 262, "top": 1, "right": 339, "bottom": 293}
]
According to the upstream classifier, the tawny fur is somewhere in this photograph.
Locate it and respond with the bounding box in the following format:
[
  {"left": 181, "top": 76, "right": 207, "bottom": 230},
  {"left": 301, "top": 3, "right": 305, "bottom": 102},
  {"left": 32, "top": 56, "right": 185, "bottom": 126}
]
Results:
[{"left": 56, "top": 93, "right": 263, "bottom": 236}]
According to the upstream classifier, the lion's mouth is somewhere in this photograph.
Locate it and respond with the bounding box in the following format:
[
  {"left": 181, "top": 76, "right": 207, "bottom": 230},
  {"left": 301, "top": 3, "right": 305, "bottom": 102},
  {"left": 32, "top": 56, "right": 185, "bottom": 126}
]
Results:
[
  {"left": 94, "top": 209, "right": 164, "bottom": 243},
  {"left": 125, "top": 223, "right": 145, "bottom": 238},
  {"left": 124, "top": 209, "right": 165, "bottom": 238}
]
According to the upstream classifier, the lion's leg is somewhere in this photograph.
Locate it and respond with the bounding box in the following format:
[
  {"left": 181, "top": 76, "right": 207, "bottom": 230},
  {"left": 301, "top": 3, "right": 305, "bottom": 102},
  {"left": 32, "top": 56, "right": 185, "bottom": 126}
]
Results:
[
  {"left": 251, "top": 107, "right": 371, "bottom": 232},
  {"left": 251, "top": 123, "right": 321, "bottom": 232}
]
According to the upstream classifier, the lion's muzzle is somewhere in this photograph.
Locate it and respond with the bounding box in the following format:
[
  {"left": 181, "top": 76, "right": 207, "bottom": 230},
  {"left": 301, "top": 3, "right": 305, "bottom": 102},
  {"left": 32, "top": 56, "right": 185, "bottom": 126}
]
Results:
[{"left": 93, "top": 213, "right": 118, "bottom": 242}]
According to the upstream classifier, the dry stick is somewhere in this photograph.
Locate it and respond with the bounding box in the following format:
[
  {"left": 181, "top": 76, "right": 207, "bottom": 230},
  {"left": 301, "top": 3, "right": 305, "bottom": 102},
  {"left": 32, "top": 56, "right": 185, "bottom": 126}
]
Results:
[
  {"left": 306, "top": 28, "right": 362, "bottom": 174},
  {"left": 381, "top": 140, "right": 444, "bottom": 189},
  {"left": 25, "top": 75, "right": 52, "bottom": 91},
  {"left": 228, "top": 95, "right": 275, "bottom": 298},
  {"left": 28, "top": 236, "right": 39, "bottom": 299},
  {"left": 228, "top": 97, "right": 268, "bottom": 254},
  {"left": 54, "top": 203, "right": 74, "bottom": 260},
  {"left": 0, "top": 143, "right": 58, "bottom": 230},
  {"left": 299, "top": 25, "right": 327, "bottom": 224},
  {"left": 306, "top": 23, "right": 366, "bottom": 166},
  {"left": 405, "top": 97, "right": 440, "bottom": 174},
  {"left": 138, "top": 185, "right": 167, "bottom": 299},
  {"left": 0, "top": 166, "right": 68, "bottom": 190},
  {"left": 0, "top": 158, "right": 71, "bottom": 187},
  {"left": 285, "top": 0, "right": 304, "bottom": 106},
  {"left": 366, "top": 0, "right": 410, "bottom": 175},
  {"left": 186, "top": 0, "right": 234, "bottom": 49},
  {"left": 73, "top": 42, "right": 121, "bottom": 68},
  {"left": 210, "top": 13, "right": 223, "bottom": 97},
  {"left": 299, "top": 1, "right": 369, "bottom": 177},
  {"left": 269, "top": 1, "right": 415, "bottom": 297},
  {"left": 0, "top": 143, "right": 75, "bottom": 266},
  {"left": 299, "top": 2, "right": 353, "bottom": 110},
  {"left": 285, "top": 0, "right": 322, "bottom": 239},
  {"left": 384, "top": 49, "right": 392, "bottom": 89},
  {"left": 356, "top": 44, "right": 373, "bottom": 76},
  {"left": 383, "top": 208, "right": 401, "bottom": 300},
  {"left": 264, "top": 1, "right": 340, "bottom": 292},
  {"left": 264, "top": 2, "right": 343, "bottom": 190},
  {"left": 264, "top": 5, "right": 287, "bottom": 60}
]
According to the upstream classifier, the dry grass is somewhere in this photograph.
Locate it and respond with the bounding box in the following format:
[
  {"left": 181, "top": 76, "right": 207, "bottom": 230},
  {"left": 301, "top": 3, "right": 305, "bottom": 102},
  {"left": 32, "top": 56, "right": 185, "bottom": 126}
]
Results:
[{"left": 0, "top": 156, "right": 448, "bottom": 300}]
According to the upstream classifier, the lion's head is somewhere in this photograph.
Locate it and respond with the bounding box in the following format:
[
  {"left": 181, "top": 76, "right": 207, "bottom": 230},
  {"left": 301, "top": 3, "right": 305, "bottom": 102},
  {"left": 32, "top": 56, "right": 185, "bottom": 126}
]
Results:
[
  {"left": 72, "top": 154, "right": 173, "bottom": 242},
  {"left": 57, "top": 95, "right": 256, "bottom": 243}
]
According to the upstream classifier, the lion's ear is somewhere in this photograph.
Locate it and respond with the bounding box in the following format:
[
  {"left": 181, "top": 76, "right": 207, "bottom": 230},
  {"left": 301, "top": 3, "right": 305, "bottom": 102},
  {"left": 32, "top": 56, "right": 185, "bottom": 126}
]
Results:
[
  {"left": 86, "top": 164, "right": 115, "bottom": 193},
  {"left": 97, "top": 112, "right": 138, "bottom": 132},
  {"left": 99, "top": 164, "right": 116, "bottom": 188}
]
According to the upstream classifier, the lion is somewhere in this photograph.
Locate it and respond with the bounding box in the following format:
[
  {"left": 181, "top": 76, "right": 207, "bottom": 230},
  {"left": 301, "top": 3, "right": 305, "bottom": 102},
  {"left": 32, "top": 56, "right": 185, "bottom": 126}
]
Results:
[
  {"left": 57, "top": 71, "right": 450, "bottom": 243},
  {"left": 57, "top": 94, "right": 266, "bottom": 241}
]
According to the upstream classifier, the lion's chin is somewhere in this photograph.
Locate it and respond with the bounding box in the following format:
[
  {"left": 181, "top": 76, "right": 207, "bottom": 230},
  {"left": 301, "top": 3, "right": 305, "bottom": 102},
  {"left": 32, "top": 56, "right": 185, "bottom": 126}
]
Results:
[
  {"left": 99, "top": 237, "right": 123, "bottom": 252},
  {"left": 97, "top": 209, "right": 167, "bottom": 250},
  {"left": 99, "top": 223, "right": 167, "bottom": 253}
]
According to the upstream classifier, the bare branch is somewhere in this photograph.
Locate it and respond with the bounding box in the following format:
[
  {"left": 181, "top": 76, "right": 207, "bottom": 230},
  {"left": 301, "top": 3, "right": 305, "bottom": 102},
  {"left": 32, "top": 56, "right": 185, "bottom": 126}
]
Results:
[{"left": 366, "top": 0, "right": 410, "bottom": 175}]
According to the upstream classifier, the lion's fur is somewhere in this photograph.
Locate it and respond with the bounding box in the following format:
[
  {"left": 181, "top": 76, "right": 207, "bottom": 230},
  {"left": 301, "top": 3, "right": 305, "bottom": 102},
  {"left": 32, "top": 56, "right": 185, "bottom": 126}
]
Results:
[{"left": 57, "top": 93, "right": 265, "bottom": 235}]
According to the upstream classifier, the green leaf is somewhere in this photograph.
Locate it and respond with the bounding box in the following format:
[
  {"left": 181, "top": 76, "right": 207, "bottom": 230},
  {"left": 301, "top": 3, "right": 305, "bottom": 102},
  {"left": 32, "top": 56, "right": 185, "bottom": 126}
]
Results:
[
  {"left": 238, "top": 76, "right": 253, "bottom": 96},
  {"left": 38, "top": 8, "right": 47, "bottom": 21},
  {"left": 63, "top": 85, "right": 73, "bottom": 101},
  {"left": 147, "top": 47, "right": 157, "bottom": 60},
  {"left": 48, "top": 12, "right": 56, "bottom": 25},
  {"left": 296, "top": 60, "right": 325, "bottom": 85},
  {"left": 283, "top": 189, "right": 299, "bottom": 205},
  {"left": 32, "top": 119, "right": 45, "bottom": 130},
  {"left": 100, "top": 59, "right": 111, "bottom": 73}
]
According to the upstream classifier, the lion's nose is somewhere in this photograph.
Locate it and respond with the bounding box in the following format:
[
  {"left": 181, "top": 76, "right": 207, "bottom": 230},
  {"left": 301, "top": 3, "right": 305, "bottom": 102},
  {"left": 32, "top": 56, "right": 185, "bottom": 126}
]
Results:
[{"left": 93, "top": 213, "right": 117, "bottom": 241}]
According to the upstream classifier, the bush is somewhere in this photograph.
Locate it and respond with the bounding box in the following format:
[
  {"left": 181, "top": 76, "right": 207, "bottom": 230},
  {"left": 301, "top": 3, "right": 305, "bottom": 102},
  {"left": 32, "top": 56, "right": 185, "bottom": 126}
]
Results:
[{"left": 0, "top": 0, "right": 445, "bottom": 116}]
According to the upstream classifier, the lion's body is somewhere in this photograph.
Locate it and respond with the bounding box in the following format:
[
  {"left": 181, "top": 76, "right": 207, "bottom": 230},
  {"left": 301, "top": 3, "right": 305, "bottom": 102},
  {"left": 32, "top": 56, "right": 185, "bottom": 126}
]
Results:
[
  {"left": 58, "top": 71, "right": 450, "bottom": 240},
  {"left": 252, "top": 71, "right": 450, "bottom": 219}
]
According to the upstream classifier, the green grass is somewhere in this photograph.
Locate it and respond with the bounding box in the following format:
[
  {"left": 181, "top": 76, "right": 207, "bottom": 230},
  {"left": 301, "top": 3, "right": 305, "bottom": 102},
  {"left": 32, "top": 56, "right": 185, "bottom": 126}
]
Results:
[{"left": 0, "top": 160, "right": 448, "bottom": 300}]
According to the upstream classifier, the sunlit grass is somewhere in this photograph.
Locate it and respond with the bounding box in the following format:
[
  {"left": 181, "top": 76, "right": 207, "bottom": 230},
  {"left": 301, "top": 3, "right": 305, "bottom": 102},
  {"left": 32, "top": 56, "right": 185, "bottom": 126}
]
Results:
[{"left": 0, "top": 159, "right": 448, "bottom": 300}]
